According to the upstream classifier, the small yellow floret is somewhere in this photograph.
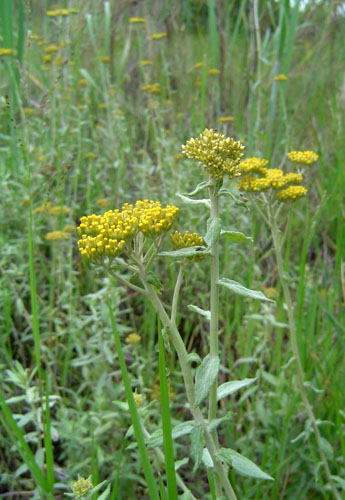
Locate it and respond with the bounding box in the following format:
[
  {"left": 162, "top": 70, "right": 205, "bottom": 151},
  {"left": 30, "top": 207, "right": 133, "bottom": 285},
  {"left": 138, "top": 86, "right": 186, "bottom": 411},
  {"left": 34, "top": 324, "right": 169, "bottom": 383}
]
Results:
[
  {"left": 287, "top": 150, "right": 319, "bottom": 165},
  {"left": 100, "top": 56, "right": 111, "bottom": 63},
  {"left": 126, "top": 333, "right": 141, "bottom": 344},
  {"left": 208, "top": 68, "right": 220, "bottom": 76},
  {"left": 133, "top": 393, "right": 145, "bottom": 407}
]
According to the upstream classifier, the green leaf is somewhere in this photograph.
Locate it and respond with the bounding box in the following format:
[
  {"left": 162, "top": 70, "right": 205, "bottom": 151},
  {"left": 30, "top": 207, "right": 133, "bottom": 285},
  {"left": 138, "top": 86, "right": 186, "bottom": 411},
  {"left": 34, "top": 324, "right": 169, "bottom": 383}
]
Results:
[
  {"left": 319, "top": 437, "right": 334, "bottom": 460},
  {"left": 219, "top": 448, "right": 273, "bottom": 480},
  {"left": 176, "top": 193, "right": 211, "bottom": 208},
  {"left": 79, "top": 68, "right": 100, "bottom": 91},
  {"left": 221, "top": 230, "right": 253, "bottom": 243},
  {"left": 187, "top": 352, "right": 201, "bottom": 364},
  {"left": 190, "top": 424, "right": 204, "bottom": 472},
  {"left": 331, "top": 475, "right": 345, "bottom": 491},
  {"left": 159, "top": 247, "right": 209, "bottom": 259},
  {"left": 148, "top": 421, "right": 195, "bottom": 448},
  {"left": 145, "top": 271, "right": 164, "bottom": 291},
  {"left": 188, "top": 305, "right": 211, "bottom": 321},
  {"left": 217, "top": 378, "right": 257, "bottom": 401},
  {"left": 204, "top": 218, "right": 222, "bottom": 247},
  {"left": 182, "top": 181, "right": 212, "bottom": 196},
  {"left": 218, "top": 278, "right": 274, "bottom": 302},
  {"left": 202, "top": 448, "right": 214, "bottom": 468},
  {"left": 194, "top": 355, "right": 220, "bottom": 407}
]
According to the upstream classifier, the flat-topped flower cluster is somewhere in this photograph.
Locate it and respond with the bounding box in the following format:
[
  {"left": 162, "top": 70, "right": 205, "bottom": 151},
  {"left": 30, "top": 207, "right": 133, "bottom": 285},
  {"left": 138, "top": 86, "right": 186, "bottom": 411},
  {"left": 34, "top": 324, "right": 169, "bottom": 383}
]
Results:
[
  {"left": 182, "top": 128, "right": 245, "bottom": 180},
  {"left": 78, "top": 200, "right": 179, "bottom": 261},
  {"left": 237, "top": 153, "right": 317, "bottom": 201}
]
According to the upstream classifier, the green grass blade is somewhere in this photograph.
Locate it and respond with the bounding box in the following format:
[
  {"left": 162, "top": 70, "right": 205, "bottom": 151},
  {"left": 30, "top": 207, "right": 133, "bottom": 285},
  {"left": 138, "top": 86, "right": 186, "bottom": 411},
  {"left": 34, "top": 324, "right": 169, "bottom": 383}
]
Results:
[
  {"left": 17, "top": 0, "right": 26, "bottom": 66},
  {"left": 0, "top": 0, "right": 14, "bottom": 47},
  {"left": 0, "top": 391, "right": 48, "bottom": 492},
  {"left": 44, "top": 375, "right": 54, "bottom": 494},
  {"left": 158, "top": 322, "right": 178, "bottom": 500},
  {"left": 108, "top": 300, "right": 160, "bottom": 500}
]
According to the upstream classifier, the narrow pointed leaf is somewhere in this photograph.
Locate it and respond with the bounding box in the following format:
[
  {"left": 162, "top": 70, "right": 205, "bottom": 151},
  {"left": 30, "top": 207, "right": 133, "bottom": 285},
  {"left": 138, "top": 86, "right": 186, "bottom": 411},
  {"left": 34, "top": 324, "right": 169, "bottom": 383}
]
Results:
[
  {"left": 176, "top": 193, "right": 211, "bottom": 208},
  {"left": 190, "top": 425, "right": 204, "bottom": 472},
  {"left": 182, "top": 181, "right": 212, "bottom": 196},
  {"left": 159, "top": 247, "right": 209, "bottom": 258},
  {"left": 188, "top": 305, "right": 211, "bottom": 321},
  {"left": 218, "top": 278, "right": 274, "bottom": 302},
  {"left": 194, "top": 355, "right": 219, "bottom": 407},
  {"left": 219, "top": 448, "right": 273, "bottom": 480},
  {"left": 217, "top": 378, "right": 257, "bottom": 401}
]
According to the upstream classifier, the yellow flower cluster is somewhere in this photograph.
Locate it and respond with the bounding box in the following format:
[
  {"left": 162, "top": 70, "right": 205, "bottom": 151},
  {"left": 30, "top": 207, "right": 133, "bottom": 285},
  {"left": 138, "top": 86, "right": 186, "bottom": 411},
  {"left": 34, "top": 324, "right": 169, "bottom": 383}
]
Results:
[
  {"left": 274, "top": 74, "right": 288, "bottom": 81},
  {"left": 217, "top": 116, "right": 234, "bottom": 123},
  {"left": 0, "top": 48, "right": 14, "bottom": 56},
  {"left": 170, "top": 230, "right": 204, "bottom": 249},
  {"left": 141, "top": 82, "right": 160, "bottom": 94},
  {"left": 239, "top": 157, "right": 269, "bottom": 175},
  {"left": 208, "top": 68, "right": 220, "bottom": 76},
  {"left": 126, "top": 333, "right": 141, "bottom": 344},
  {"left": 276, "top": 185, "right": 308, "bottom": 201},
  {"left": 78, "top": 200, "right": 179, "bottom": 261},
  {"left": 182, "top": 128, "right": 245, "bottom": 180},
  {"left": 33, "top": 202, "right": 71, "bottom": 215},
  {"left": 46, "top": 230, "right": 70, "bottom": 241},
  {"left": 287, "top": 150, "right": 319, "bottom": 165},
  {"left": 72, "top": 477, "right": 93, "bottom": 498},
  {"left": 238, "top": 158, "right": 307, "bottom": 201},
  {"left": 46, "top": 9, "right": 77, "bottom": 17},
  {"left": 129, "top": 17, "right": 146, "bottom": 23},
  {"left": 133, "top": 393, "right": 145, "bottom": 407},
  {"left": 151, "top": 33, "right": 167, "bottom": 40}
]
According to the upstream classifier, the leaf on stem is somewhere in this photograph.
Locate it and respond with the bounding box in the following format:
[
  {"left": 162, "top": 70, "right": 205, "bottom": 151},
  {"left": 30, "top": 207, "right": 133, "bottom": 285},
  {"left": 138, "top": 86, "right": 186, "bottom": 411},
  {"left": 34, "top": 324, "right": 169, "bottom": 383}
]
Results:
[
  {"left": 194, "top": 354, "right": 219, "bottom": 407},
  {"left": 204, "top": 218, "right": 222, "bottom": 247},
  {"left": 219, "top": 448, "right": 273, "bottom": 480},
  {"left": 188, "top": 305, "right": 211, "bottom": 321},
  {"left": 159, "top": 247, "right": 209, "bottom": 258},
  {"left": 181, "top": 181, "right": 212, "bottom": 196},
  {"left": 176, "top": 193, "right": 211, "bottom": 208},
  {"left": 221, "top": 230, "right": 253, "bottom": 243},
  {"left": 218, "top": 278, "right": 274, "bottom": 302},
  {"left": 190, "top": 424, "right": 204, "bottom": 472},
  {"left": 217, "top": 378, "right": 257, "bottom": 401}
]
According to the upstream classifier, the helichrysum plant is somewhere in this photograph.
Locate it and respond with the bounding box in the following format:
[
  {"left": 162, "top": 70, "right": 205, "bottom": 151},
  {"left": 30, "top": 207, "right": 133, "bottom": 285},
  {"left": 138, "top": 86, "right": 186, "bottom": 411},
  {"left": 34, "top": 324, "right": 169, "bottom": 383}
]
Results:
[
  {"left": 237, "top": 151, "right": 341, "bottom": 500},
  {"left": 77, "top": 129, "right": 279, "bottom": 499}
]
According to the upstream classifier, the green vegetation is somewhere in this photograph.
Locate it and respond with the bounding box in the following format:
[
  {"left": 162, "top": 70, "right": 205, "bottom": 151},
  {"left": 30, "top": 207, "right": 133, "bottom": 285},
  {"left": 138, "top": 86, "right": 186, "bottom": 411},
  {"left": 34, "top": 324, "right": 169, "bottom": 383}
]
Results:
[{"left": 1, "top": 1, "right": 344, "bottom": 499}]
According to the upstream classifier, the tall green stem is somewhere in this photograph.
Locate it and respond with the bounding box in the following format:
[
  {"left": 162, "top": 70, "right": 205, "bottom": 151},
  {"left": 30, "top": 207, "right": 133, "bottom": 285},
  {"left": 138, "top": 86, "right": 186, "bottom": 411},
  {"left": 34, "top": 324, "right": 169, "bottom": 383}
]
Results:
[
  {"left": 268, "top": 204, "right": 340, "bottom": 500},
  {"left": 141, "top": 278, "right": 237, "bottom": 500},
  {"left": 208, "top": 182, "right": 220, "bottom": 435}
]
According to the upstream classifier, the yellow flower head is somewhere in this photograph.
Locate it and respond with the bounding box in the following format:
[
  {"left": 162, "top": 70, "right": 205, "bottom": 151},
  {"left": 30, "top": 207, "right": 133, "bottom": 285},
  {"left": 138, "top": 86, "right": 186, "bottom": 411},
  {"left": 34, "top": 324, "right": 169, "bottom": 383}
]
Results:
[
  {"left": 287, "top": 150, "right": 319, "bottom": 165},
  {"left": 141, "top": 83, "right": 160, "bottom": 94},
  {"left": 182, "top": 128, "right": 245, "bottom": 180},
  {"left": 274, "top": 74, "right": 288, "bottom": 81},
  {"left": 170, "top": 230, "right": 204, "bottom": 250},
  {"left": 217, "top": 116, "right": 234, "bottom": 123},
  {"left": 276, "top": 185, "right": 308, "bottom": 201},
  {"left": 63, "top": 224, "right": 75, "bottom": 233},
  {"left": 140, "top": 60, "right": 153, "bottom": 66},
  {"left": 100, "top": 56, "right": 111, "bottom": 63},
  {"left": 0, "top": 48, "right": 14, "bottom": 56},
  {"left": 49, "top": 205, "right": 71, "bottom": 216},
  {"left": 84, "top": 152, "right": 97, "bottom": 159},
  {"left": 151, "top": 32, "right": 167, "bottom": 40},
  {"left": 133, "top": 393, "right": 145, "bottom": 407},
  {"left": 239, "top": 157, "right": 269, "bottom": 175},
  {"left": 79, "top": 78, "right": 88, "bottom": 86},
  {"left": 208, "top": 68, "right": 220, "bottom": 76},
  {"left": 46, "top": 231, "right": 70, "bottom": 241},
  {"left": 96, "top": 198, "right": 109, "bottom": 208},
  {"left": 192, "top": 62, "right": 204, "bottom": 70},
  {"left": 78, "top": 200, "right": 179, "bottom": 261},
  {"left": 72, "top": 477, "right": 93, "bottom": 499},
  {"left": 44, "top": 45, "right": 59, "bottom": 53},
  {"left": 129, "top": 17, "right": 146, "bottom": 23},
  {"left": 126, "top": 333, "right": 141, "bottom": 344}
]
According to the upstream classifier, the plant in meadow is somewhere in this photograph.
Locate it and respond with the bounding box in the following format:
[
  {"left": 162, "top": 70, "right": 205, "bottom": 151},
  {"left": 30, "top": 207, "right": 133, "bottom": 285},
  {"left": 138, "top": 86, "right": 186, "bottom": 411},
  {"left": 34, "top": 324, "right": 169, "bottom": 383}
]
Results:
[
  {"left": 237, "top": 152, "right": 341, "bottom": 500},
  {"left": 77, "top": 129, "right": 275, "bottom": 499}
]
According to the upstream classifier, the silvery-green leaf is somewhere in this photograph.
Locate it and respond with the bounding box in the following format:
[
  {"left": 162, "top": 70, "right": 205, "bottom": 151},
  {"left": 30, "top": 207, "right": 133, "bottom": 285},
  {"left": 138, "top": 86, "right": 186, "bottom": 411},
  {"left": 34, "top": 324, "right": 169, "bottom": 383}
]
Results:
[
  {"left": 188, "top": 305, "right": 211, "bottom": 321},
  {"left": 218, "top": 278, "right": 274, "bottom": 302},
  {"left": 181, "top": 181, "right": 212, "bottom": 196},
  {"left": 204, "top": 218, "right": 222, "bottom": 247},
  {"left": 319, "top": 437, "right": 334, "bottom": 460},
  {"left": 194, "top": 355, "right": 219, "bottom": 407},
  {"left": 221, "top": 230, "right": 253, "bottom": 243},
  {"left": 187, "top": 352, "right": 201, "bottom": 364},
  {"left": 190, "top": 425, "right": 204, "bottom": 472},
  {"left": 202, "top": 448, "right": 214, "bottom": 468},
  {"left": 159, "top": 247, "right": 209, "bottom": 258},
  {"left": 176, "top": 193, "right": 211, "bottom": 208},
  {"left": 175, "top": 457, "right": 189, "bottom": 471},
  {"left": 148, "top": 421, "right": 194, "bottom": 448},
  {"left": 219, "top": 448, "right": 273, "bottom": 480},
  {"left": 217, "top": 378, "right": 257, "bottom": 401}
]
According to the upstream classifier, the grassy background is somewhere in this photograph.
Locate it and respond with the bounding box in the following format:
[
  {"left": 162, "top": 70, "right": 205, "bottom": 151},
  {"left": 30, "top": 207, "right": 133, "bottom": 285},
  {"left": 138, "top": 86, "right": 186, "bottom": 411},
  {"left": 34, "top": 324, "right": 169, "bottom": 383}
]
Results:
[{"left": 1, "top": 0, "right": 345, "bottom": 498}]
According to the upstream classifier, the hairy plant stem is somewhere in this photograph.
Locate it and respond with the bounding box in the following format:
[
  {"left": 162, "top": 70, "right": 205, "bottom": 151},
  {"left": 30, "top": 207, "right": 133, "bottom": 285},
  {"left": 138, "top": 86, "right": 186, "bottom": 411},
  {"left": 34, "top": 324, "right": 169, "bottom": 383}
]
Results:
[
  {"left": 268, "top": 204, "right": 341, "bottom": 500},
  {"left": 208, "top": 181, "right": 222, "bottom": 497},
  {"left": 140, "top": 276, "right": 237, "bottom": 500}
]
